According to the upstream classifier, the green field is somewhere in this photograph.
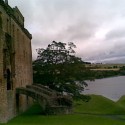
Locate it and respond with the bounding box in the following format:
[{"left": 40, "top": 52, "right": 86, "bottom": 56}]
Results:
[{"left": 2, "top": 95, "right": 125, "bottom": 125}]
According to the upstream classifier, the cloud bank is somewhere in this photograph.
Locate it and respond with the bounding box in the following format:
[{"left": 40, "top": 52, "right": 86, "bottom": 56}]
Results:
[{"left": 9, "top": 0, "right": 125, "bottom": 63}]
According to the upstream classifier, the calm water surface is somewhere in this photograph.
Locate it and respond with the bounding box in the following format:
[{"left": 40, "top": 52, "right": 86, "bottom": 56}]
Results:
[{"left": 83, "top": 76, "right": 125, "bottom": 101}]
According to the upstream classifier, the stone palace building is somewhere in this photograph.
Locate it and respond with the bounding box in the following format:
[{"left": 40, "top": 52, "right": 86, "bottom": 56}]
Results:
[{"left": 0, "top": 0, "right": 33, "bottom": 123}]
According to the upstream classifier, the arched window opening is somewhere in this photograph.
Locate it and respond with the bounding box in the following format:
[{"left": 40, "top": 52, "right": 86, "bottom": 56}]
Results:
[
  {"left": 0, "top": 12, "right": 2, "bottom": 29},
  {"left": 7, "top": 69, "right": 11, "bottom": 90}
]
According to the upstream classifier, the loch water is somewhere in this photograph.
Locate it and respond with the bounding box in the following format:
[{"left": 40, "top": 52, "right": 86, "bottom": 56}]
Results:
[{"left": 83, "top": 76, "right": 125, "bottom": 101}]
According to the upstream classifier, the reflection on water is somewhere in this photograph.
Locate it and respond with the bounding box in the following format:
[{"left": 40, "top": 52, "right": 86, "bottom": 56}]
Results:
[{"left": 83, "top": 76, "right": 125, "bottom": 101}]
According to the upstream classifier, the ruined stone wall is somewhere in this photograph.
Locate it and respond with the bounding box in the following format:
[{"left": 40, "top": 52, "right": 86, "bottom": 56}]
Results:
[
  {"left": 0, "top": 1, "right": 33, "bottom": 123},
  {"left": 0, "top": 29, "right": 8, "bottom": 123}
]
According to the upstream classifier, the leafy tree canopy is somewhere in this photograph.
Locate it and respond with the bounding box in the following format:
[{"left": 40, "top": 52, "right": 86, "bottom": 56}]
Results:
[{"left": 33, "top": 41, "right": 90, "bottom": 100}]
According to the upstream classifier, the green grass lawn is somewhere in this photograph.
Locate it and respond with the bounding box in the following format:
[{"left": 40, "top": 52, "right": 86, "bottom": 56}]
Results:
[
  {"left": 117, "top": 95, "right": 125, "bottom": 108},
  {"left": 6, "top": 113, "right": 125, "bottom": 125},
  {"left": 2, "top": 95, "right": 125, "bottom": 125},
  {"left": 74, "top": 95, "right": 125, "bottom": 114}
]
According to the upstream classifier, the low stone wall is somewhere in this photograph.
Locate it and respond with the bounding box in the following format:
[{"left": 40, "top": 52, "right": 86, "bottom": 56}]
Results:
[{"left": 45, "top": 106, "right": 73, "bottom": 115}]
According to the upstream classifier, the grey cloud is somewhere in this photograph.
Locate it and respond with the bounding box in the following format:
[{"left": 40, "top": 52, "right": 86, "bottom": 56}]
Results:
[
  {"left": 98, "top": 56, "right": 125, "bottom": 64},
  {"left": 85, "top": 41, "right": 125, "bottom": 63},
  {"left": 55, "top": 21, "right": 98, "bottom": 43},
  {"left": 106, "top": 28, "right": 125, "bottom": 40},
  {"left": 9, "top": 0, "right": 125, "bottom": 63}
]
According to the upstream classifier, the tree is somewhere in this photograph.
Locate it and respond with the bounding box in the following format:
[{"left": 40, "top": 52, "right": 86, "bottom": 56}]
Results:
[{"left": 33, "top": 41, "right": 89, "bottom": 99}]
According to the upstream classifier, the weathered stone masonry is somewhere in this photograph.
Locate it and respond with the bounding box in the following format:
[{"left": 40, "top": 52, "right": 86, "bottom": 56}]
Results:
[{"left": 0, "top": 0, "right": 32, "bottom": 123}]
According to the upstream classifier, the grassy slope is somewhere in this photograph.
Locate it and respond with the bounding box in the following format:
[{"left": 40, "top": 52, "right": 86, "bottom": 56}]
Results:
[
  {"left": 117, "top": 95, "right": 125, "bottom": 108},
  {"left": 74, "top": 95, "right": 125, "bottom": 114},
  {"left": 3, "top": 95, "right": 125, "bottom": 125}
]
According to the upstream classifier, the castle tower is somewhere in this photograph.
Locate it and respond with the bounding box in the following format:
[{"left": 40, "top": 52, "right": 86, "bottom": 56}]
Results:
[{"left": 0, "top": 0, "right": 32, "bottom": 123}]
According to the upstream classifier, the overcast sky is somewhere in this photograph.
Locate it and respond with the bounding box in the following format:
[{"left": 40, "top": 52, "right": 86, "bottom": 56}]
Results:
[{"left": 8, "top": 0, "right": 125, "bottom": 63}]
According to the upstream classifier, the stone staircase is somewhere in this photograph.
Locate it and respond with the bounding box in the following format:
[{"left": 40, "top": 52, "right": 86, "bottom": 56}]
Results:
[{"left": 16, "top": 84, "right": 72, "bottom": 114}]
